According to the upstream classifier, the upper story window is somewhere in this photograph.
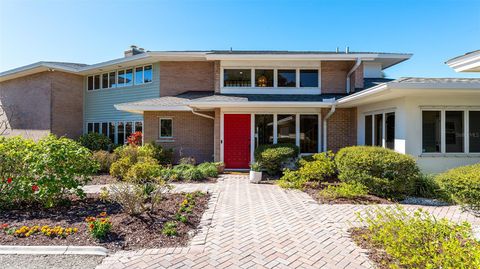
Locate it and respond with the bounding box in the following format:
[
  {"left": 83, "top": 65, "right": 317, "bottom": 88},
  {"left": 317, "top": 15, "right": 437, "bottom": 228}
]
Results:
[
  {"left": 224, "top": 69, "right": 251, "bottom": 87},
  {"left": 87, "top": 64, "right": 153, "bottom": 91},
  {"left": 222, "top": 68, "right": 319, "bottom": 89}
]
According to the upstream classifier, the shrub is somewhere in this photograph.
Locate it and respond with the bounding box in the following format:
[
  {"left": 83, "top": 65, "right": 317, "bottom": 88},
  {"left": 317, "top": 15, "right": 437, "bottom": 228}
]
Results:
[
  {"left": 109, "top": 157, "right": 134, "bottom": 179},
  {"left": 413, "top": 173, "right": 444, "bottom": 199},
  {"left": 158, "top": 168, "right": 180, "bottom": 181},
  {"left": 78, "top": 133, "right": 113, "bottom": 151},
  {"left": 124, "top": 161, "right": 162, "bottom": 184},
  {"left": 277, "top": 169, "right": 307, "bottom": 189},
  {"left": 162, "top": 221, "right": 178, "bottom": 236},
  {"left": 92, "top": 150, "right": 117, "bottom": 173},
  {"left": 197, "top": 162, "right": 218, "bottom": 178},
  {"left": 0, "top": 135, "right": 98, "bottom": 208},
  {"left": 85, "top": 212, "right": 112, "bottom": 240},
  {"left": 435, "top": 163, "right": 480, "bottom": 211},
  {"left": 107, "top": 183, "right": 146, "bottom": 215},
  {"left": 254, "top": 143, "right": 299, "bottom": 175},
  {"left": 110, "top": 144, "right": 160, "bottom": 179},
  {"left": 297, "top": 152, "right": 336, "bottom": 181},
  {"left": 357, "top": 206, "right": 480, "bottom": 268},
  {"left": 127, "top": 131, "right": 142, "bottom": 146},
  {"left": 182, "top": 167, "right": 204, "bottom": 181},
  {"left": 319, "top": 182, "right": 368, "bottom": 199},
  {"left": 335, "top": 146, "right": 419, "bottom": 199},
  {"left": 148, "top": 142, "right": 174, "bottom": 165}
]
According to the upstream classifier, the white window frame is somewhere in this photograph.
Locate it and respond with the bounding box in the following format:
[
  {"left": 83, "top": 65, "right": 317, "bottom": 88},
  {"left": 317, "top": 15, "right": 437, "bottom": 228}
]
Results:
[
  {"left": 159, "top": 118, "right": 173, "bottom": 139},
  {"left": 364, "top": 109, "right": 396, "bottom": 149}
]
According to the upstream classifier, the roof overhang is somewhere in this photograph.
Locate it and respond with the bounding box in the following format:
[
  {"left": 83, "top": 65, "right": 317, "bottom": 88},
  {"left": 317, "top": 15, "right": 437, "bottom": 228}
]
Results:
[
  {"left": 446, "top": 50, "right": 480, "bottom": 72},
  {"left": 114, "top": 104, "right": 192, "bottom": 114},
  {"left": 188, "top": 101, "right": 334, "bottom": 109},
  {"left": 0, "top": 62, "right": 80, "bottom": 82}
]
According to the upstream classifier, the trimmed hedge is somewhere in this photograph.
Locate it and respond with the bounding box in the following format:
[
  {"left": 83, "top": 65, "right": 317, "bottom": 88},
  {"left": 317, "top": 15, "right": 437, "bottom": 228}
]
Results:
[
  {"left": 435, "top": 163, "right": 480, "bottom": 211},
  {"left": 335, "top": 146, "right": 419, "bottom": 199},
  {"left": 254, "top": 143, "right": 299, "bottom": 175}
]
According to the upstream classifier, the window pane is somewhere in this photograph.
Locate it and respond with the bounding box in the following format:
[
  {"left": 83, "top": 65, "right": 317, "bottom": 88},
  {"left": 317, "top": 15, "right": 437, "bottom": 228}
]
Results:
[
  {"left": 300, "top": 115, "right": 318, "bottom": 153},
  {"left": 255, "top": 114, "right": 273, "bottom": 148},
  {"left": 117, "top": 122, "right": 125, "bottom": 145},
  {"left": 102, "top": 73, "right": 108, "bottom": 89},
  {"left": 300, "top": 70, "right": 318, "bottom": 87},
  {"left": 255, "top": 69, "right": 273, "bottom": 87},
  {"left": 385, "top": 112, "right": 395, "bottom": 149},
  {"left": 87, "top": 122, "right": 93, "bottom": 133},
  {"left": 125, "top": 122, "right": 133, "bottom": 140},
  {"left": 374, "top": 114, "right": 383, "bottom": 146},
  {"left": 117, "top": 70, "right": 125, "bottom": 87},
  {"left": 277, "top": 114, "right": 296, "bottom": 144},
  {"left": 470, "top": 111, "right": 480, "bottom": 153},
  {"left": 224, "top": 69, "right": 251, "bottom": 87},
  {"left": 87, "top": 76, "right": 93, "bottom": 91},
  {"left": 109, "top": 72, "right": 116, "bottom": 88},
  {"left": 94, "top": 122, "right": 100, "bottom": 133},
  {"left": 109, "top": 122, "right": 115, "bottom": 144},
  {"left": 125, "top": 69, "right": 133, "bottom": 86},
  {"left": 422, "top": 111, "right": 441, "bottom": 153},
  {"left": 365, "top": 115, "right": 372, "bottom": 146},
  {"left": 93, "top": 75, "right": 100, "bottom": 90},
  {"left": 446, "top": 111, "right": 464, "bottom": 153},
  {"left": 134, "top": 67, "right": 143, "bottom": 85},
  {"left": 144, "top": 65, "right": 152, "bottom": 83},
  {"left": 277, "top": 70, "right": 296, "bottom": 87},
  {"left": 160, "top": 119, "right": 173, "bottom": 138},
  {"left": 101, "top": 122, "right": 108, "bottom": 135},
  {"left": 135, "top": 121, "right": 143, "bottom": 133}
]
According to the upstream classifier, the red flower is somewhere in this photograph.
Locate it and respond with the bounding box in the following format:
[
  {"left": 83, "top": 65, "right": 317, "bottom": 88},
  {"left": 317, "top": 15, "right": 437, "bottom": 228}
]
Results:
[
  {"left": 89, "top": 223, "right": 94, "bottom": 230},
  {"left": 1, "top": 224, "right": 8, "bottom": 229},
  {"left": 32, "top": 185, "right": 39, "bottom": 192},
  {"left": 7, "top": 178, "right": 12, "bottom": 184}
]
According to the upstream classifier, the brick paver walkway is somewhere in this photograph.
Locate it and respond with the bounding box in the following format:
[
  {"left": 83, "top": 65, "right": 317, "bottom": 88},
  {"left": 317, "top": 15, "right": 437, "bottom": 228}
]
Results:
[{"left": 97, "top": 175, "right": 479, "bottom": 269}]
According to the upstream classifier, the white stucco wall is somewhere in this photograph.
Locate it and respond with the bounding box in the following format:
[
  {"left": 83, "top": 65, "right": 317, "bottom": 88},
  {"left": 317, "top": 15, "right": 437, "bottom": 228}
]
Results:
[{"left": 356, "top": 91, "right": 480, "bottom": 173}]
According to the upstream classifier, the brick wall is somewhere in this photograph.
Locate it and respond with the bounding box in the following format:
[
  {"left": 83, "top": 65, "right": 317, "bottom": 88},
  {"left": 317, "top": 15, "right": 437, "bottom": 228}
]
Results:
[
  {"left": 143, "top": 111, "right": 215, "bottom": 163},
  {"left": 51, "top": 72, "right": 84, "bottom": 138},
  {"left": 159, "top": 61, "right": 215, "bottom": 97},
  {"left": 322, "top": 107, "right": 357, "bottom": 152},
  {"left": 214, "top": 61, "right": 221, "bottom": 93},
  {"left": 321, "top": 61, "right": 355, "bottom": 94}
]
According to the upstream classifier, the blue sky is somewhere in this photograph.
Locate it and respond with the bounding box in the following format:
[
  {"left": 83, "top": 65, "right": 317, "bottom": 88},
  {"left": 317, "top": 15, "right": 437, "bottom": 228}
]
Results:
[{"left": 0, "top": 0, "right": 479, "bottom": 78}]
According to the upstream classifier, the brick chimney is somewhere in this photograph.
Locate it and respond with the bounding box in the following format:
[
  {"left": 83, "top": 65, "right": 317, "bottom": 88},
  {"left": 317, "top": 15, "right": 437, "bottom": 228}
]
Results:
[{"left": 124, "top": 45, "right": 145, "bottom": 57}]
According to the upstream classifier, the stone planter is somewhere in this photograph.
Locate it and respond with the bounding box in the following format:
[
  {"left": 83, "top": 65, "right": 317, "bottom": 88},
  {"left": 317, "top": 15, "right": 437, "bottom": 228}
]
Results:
[{"left": 249, "top": 171, "right": 262, "bottom": 183}]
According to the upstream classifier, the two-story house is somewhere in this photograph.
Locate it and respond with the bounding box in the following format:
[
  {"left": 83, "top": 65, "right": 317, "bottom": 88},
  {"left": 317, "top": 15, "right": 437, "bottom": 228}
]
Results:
[{"left": 1, "top": 46, "right": 479, "bottom": 173}]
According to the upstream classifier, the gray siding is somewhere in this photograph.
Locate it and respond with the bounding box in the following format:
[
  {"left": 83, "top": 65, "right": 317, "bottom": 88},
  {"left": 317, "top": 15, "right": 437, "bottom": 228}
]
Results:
[{"left": 83, "top": 63, "right": 160, "bottom": 123}]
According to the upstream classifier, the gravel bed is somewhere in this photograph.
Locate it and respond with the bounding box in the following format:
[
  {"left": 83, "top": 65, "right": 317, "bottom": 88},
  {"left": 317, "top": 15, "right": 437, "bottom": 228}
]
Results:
[
  {"left": 0, "top": 254, "right": 104, "bottom": 269},
  {"left": 400, "top": 197, "right": 450, "bottom": 206}
]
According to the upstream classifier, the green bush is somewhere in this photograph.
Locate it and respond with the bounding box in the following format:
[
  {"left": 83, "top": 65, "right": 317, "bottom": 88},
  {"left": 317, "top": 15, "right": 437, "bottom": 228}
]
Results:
[
  {"left": 78, "top": 133, "right": 113, "bottom": 151},
  {"left": 435, "top": 163, "right": 480, "bottom": 211},
  {"left": 92, "top": 150, "right": 117, "bottom": 173},
  {"left": 413, "top": 173, "right": 444, "bottom": 199},
  {"left": 124, "top": 161, "right": 162, "bottom": 184},
  {"left": 254, "top": 143, "right": 299, "bottom": 175},
  {"left": 197, "top": 162, "right": 218, "bottom": 178},
  {"left": 182, "top": 167, "right": 204, "bottom": 181},
  {"left": 148, "top": 142, "right": 174, "bottom": 165},
  {"left": 357, "top": 206, "right": 480, "bottom": 268},
  {"left": 277, "top": 169, "right": 307, "bottom": 189},
  {"left": 319, "top": 182, "right": 368, "bottom": 199},
  {"left": 158, "top": 168, "right": 180, "bottom": 181},
  {"left": 0, "top": 135, "right": 98, "bottom": 208},
  {"left": 335, "top": 146, "right": 419, "bottom": 199}
]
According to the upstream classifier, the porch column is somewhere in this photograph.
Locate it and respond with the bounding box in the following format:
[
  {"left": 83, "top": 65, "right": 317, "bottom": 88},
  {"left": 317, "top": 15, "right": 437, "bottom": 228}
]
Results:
[{"left": 213, "top": 108, "right": 221, "bottom": 162}]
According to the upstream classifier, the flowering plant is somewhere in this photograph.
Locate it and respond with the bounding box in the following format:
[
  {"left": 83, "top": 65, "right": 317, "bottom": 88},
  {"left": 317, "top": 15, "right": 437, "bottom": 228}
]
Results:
[
  {"left": 85, "top": 212, "right": 112, "bottom": 239},
  {"left": 127, "top": 131, "right": 143, "bottom": 146},
  {"left": 13, "top": 225, "right": 77, "bottom": 238}
]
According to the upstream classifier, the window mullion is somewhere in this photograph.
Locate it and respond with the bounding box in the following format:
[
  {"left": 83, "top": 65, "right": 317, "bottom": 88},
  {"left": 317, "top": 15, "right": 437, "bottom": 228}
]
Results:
[
  {"left": 251, "top": 69, "right": 255, "bottom": 88},
  {"left": 465, "top": 109, "right": 469, "bottom": 154},
  {"left": 273, "top": 114, "right": 278, "bottom": 144},
  {"left": 441, "top": 110, "right": 446, "bottom": 153},
  {"left": 382, "top": 113, "right": 386, "bottom": 148},
  {"left": 295, "top": 114, "right": 300, "bottom": 149},
  {"left": 273, "top": 69, "right": 278, "bottom": 88}
]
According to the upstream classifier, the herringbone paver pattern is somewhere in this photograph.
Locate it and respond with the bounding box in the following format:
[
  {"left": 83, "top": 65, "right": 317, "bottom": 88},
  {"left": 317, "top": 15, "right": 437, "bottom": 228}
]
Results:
[{"left": 97, "top": 175, "right": 479, "bottom": 269}]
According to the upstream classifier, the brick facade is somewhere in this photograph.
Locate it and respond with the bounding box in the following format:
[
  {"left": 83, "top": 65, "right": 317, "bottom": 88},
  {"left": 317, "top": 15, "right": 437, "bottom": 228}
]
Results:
[
  {"left": 143, "top": 111, "right": 215, "bottom": 163},
  {"left": 321, "top": 61, "right": 355, "bottom": 94},
  {"left": 159, "top": 61, "right": 215, "bottom": 97},
  {"left": 322, "top": 107, "right": 357, "bottom": 152}
]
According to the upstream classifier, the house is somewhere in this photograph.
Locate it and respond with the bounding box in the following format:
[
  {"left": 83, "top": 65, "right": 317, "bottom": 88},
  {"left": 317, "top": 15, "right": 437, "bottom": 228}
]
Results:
[{"left": 1, "top": 46, "right": 479, "bottom": 173}]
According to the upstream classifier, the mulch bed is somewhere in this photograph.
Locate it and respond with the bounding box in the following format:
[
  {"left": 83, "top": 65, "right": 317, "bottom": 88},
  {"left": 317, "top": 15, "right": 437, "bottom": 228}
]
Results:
[
  {"left": 303, "top": 182, "right": 393, "bottom": 205},
  {"left": 349, "top": 227, "right": 396, "bottom": 269},
  {"left": 0, "top": 193, "right": 210, "bottom": 251},
  {"left": 88, "top": 174, "right": 218, "bottom": 185}
]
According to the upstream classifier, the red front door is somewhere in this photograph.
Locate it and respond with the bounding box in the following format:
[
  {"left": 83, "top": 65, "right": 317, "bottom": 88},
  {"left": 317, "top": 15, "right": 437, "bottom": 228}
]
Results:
[{"left": 224, "top": 114, "right": 251, "bottom": 169}]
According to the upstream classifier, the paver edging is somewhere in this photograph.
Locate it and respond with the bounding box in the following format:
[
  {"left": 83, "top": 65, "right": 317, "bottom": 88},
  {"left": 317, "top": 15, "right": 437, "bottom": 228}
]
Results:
[{"left": 0, "top": 245, "right": 109, "bottom": 256}]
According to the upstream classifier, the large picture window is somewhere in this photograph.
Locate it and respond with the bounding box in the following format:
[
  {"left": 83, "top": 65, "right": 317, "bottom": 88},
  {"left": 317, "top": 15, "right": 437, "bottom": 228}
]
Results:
[
  {"left": 277, "top": 114, "right": 296, "bottom": 144},
  {"left": 445, "top": 111, "right": 464, "bottom": 153},
  {"left": 470, "top": 111, "right": 480, "bottom": 153},
  {"left": 422, "top": 111, "right": 441, "bottom": 153},
  {"left": 365, "top": 115, "right": 372, "bottom": 146},
  {"left": 300, "top": 115, "right": 318, "bottom": 153},
  {"left": 299, "top": 70, "right": 318, "bottom": 87},
  {"left": 374, "top": 114, "right": 383, "bottom": 146},
  {"left": 255, "top": 69, "right": 273, "bottom": 87},
  {"left": 254, "top": 114, "right": 273, "bottom": 148},
  {"left": 364, "top": 112, "right": 395, "bottom": 149},
  {"left": 385, "top": 112, "right": 395, "bottom": 150},
  {"left": 87, "top": 65, "right": 152, "bottom": 91},
  {"left": 223, "top": 69, "right": 251, "bottom": 87},
  {"left": 277, "top": 70, "right": 296, "bottom": 87}
]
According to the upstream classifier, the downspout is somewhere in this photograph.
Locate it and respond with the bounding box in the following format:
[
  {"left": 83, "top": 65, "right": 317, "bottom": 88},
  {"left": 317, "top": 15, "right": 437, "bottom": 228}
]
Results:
[
  {"left": 346, "top": 58, "right": 362, "bottom": 94},
  {"left": 191, "top": 108, "right": 215, "bottom": 120},
  {"left": 322, "top": 104, "right": 336, "bottom": 152}
]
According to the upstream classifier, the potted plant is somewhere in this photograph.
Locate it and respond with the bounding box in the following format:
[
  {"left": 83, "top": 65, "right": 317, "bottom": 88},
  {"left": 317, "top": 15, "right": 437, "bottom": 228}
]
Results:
[
  {"left": 249, "top": 162, "right": 262, "bottom": 183},
  {"left": 214, "top": 162, "right": 225, "bottom": 174}
]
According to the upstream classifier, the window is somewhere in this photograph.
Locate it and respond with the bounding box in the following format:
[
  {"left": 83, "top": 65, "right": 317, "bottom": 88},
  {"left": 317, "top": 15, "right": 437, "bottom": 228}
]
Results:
[
  {"left": 117, "top": 70, "right": 126, "bottom": 87},
  {"left": 224, "top": 69, "right": 251, "bottom": 87},
  {"left": 160, "top": 118, "right": 173, "bottom": 138},
  {"left": 277, "top": 70, "right": 296, "bottom": 87},
  {"left": 109, "top": 122, "right": 115, "bottom": 143},
  {"left": 125, "top": 69, "right": 133, "bottom": 86},
  {"left": 125, "top": 121, "right": 133, "bottom": 139},
  {"left": 254, "top": 114, "right": 273, "bottom": 148},
  {"left": 144, "top": 65, "right": 152, "bottom": 83},
  {"left": 87, "top": 76, "right": 93, "bottom": 91},
  {"left": 117, "top": 122, "right": 125, "bottom": 145},
  {"left": 300, "top": 115, "right": 318, "bottom": 153},
  {"left": 101, "top": 122, "right": 108, "bottom": 135},
  {"left": 445, "top": 111, "right": 464, "bottom": 153},
  {"left": 102, "top": 74, "right": 108, "bottom": 89},
  {"left": 374, "top": 114, "right": 383, "bottom": 146},
  {"left": 277, "top": 114, "right": 296, "bottom": 144},
  {"left": 255, "top": 69, "right": 273, "bottom": 87},
  {"left": 422, "top": 111, "right": 441, "bottom": 153},
  {"left": 87, "top": 122, "right": 93, "bottom": 133},
  {"left": 365, "top": 115, "right": 372, "bottom": 146},
  {"left": 135, "top": 121, "right": 143, "bottom": 133},
  {"left": 134, "top": 67, "right": 143, "bottom": 85},
  {"left": 385, "top": 112, "right": 395, "bottom": 149},
  {"left": 300, "top": 70, "right": 318, "bottom": 87},
  {"left": 470, "top": 111, "right": 480, "bottom": 153},
  {"left": 109, "top": 72, "right": 116, "bottom": 88},
  {"left": 93, "top": 75, "right": 100, "bottom": 90}
]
